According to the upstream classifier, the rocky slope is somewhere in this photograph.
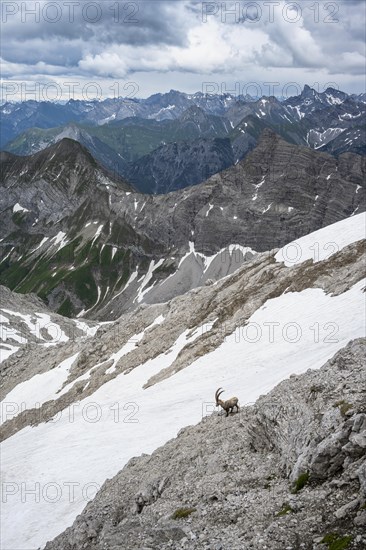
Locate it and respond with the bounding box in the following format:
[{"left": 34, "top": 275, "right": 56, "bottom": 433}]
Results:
[
  {"left": 1, "top": 131, "right": 365, "bottom": 319},
  {"left": 43, "top": 337, "right": 366, "bottom": 550},
  {"left": 1, "top": 214, "right": 365, "bottom": 549},
  {"left": 2, "top": 212, "right": 365, "bottom": 440},
  {"left": 0, "top": 283, "right": 101, "bottom": 367}
]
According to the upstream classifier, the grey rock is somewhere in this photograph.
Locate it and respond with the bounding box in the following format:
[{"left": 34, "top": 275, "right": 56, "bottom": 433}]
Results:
[
  {"left": 354, "top": 511, "right": 366, "bottom": 527},
  {"left": 334, "top": 498, "right": 360, "bottom": 519}
]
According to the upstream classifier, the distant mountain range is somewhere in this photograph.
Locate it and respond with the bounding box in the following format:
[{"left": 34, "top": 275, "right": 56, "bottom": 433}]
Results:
[
  {"left": 2, "top": 86, "right": 365, "bottom": 193},
  {"left": 1, "top": 130, "right": 365, "bottom": 318}
]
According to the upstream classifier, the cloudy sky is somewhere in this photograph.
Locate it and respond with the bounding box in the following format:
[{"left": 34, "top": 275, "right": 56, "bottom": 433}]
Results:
[{"left": 1, "top": 0, "right": 365, "bottom": 101}]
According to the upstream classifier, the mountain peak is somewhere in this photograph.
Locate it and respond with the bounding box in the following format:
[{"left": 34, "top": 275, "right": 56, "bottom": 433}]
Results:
[
  {"left": 1, "top": 138, "right": 132, "bottom": 192},
  {"left": 301, "top": 84, "right": 316, "bottom": 97},
  {"left": 42, "top": 137, "right": 98, "bottom": 165},
  {"left": 47, "top": 138, "right": 132, "bottom": 190}
]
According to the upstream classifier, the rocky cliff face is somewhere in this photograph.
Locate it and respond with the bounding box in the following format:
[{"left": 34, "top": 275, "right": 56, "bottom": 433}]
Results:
[
  {"left": 127, "top": 137, "right": 234, "bottom": 194},
  {"left": 43, "top": 338, "right": 366, "bottom": 550},
  {"left": 1, "top": 132, "right": 365, "bottom": 318},
  {"left": 144, "top": 129, "right": 364, "bottom": 255}
]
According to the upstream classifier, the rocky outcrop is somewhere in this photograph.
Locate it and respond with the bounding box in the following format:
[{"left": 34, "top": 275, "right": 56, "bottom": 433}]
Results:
[
  {"left": 0, "top": 284, "right": 99, "bottom": 392},
  {"left": 44, "top": 338, "right": 366, "bottom": 550}
]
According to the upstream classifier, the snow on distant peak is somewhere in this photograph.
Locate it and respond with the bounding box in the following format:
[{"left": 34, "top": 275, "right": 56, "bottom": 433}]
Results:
[
  {"left": 206, "top": 203, "right": 214, "bottom": 217},
  {"left": 252, "top": 177, "right": 265, "bottom": 201},
  {"left": 287, "top": 105, "right": 305, "bottom": 119},
  {"left": 13, "top": 203, "right": 29, "bottom": 214},
  {"left": 307, "top": 127, "right": 345, "bottom": 149},
  {"left": 275, "top": 212, "right": 366, "bottom": 267},
  {"left": 325, "top": 94, "right": 343, "bottom": 105}
]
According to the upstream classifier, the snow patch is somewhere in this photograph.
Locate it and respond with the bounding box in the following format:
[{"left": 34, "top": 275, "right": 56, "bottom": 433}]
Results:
[
  {"left": 32, "top": 237, "right": 49, "bottom": 253},
  {"left": 0, "top": 344, "right": 19, "bottom": 364},
  {"left": 0, "top": 353, "right": 79, "bottom": 421},
  {"left": 275, "top": 212, "right": 366, "bottom": 266},
  {"left": 252, "top": 178, "right": 265, "bottom": 201},
  {"left": 13, "top": 203, "right": 29, "bottom": 214},
  {"left": 91, "top": 224, "right": 104, "bottom": 245},
  {"left": 206, "top": 204, "right": 214, "bottom": 217},
  {"left": 51, "top": 232, "right": 68, "bottom": 252},
  {"left": 135, "top": 259, "right": 164, "bottom": 303}
]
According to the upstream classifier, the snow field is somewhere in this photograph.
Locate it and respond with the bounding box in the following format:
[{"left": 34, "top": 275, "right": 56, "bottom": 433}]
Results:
[
  {"left": 1, "top": 277, "right": 365, "bottom": 549},
  {"left": 275, "top": 211, "right": 365, "bottom": 266}
]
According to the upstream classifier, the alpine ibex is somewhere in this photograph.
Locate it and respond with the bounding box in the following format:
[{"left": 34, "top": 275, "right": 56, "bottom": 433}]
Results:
[{"left": 215, "top": 388, "right": 239, "bottom": 417}]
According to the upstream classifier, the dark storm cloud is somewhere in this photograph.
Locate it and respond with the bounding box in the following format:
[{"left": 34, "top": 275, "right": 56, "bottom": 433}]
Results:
[
  {"left": 1, "top": 0, "right": 365, "bottom": 97},
  {"left": 1, "top": 37, "right": 84, "bottom": 67},
  {"left": 1, "top": 0, "right": 193, "bottom": 70},
  {"left": 1, "top": 1, "right": 190, "bottom": 48}
]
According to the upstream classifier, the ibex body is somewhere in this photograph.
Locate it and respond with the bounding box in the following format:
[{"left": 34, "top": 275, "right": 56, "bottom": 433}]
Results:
[{"left": 215, "top": 388, "right": 239, "bottom": 417}]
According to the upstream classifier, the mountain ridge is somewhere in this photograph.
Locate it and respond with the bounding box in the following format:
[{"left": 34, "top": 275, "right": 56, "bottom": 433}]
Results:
[
  {"left": 3, "top": 86, "right": 365, "bottom": 193},
  {"left": 1, "top": 131, "right": 365, "bottom": 318}
]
